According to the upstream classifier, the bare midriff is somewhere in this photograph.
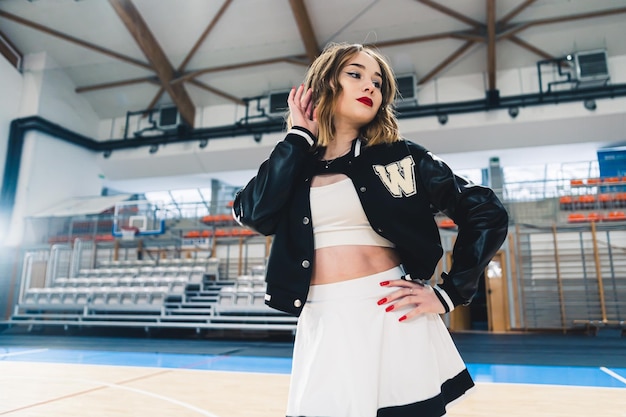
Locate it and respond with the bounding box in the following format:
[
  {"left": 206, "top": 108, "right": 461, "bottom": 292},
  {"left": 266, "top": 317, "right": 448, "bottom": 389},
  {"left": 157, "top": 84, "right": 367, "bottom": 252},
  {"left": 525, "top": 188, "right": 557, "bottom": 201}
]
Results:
[
  {"left": 309, "top": 173, "right": 401, "bottom": 285},
  {"left": 310, "top": 245, "right": 401, "bottom": 285}
]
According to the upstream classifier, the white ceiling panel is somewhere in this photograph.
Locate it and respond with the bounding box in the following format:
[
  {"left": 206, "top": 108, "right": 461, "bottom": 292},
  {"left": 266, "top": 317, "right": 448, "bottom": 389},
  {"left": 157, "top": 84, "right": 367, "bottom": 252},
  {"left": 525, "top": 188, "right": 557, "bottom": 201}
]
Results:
[{"left": 1, "top": 0, "right": 625, "bottom": 121}]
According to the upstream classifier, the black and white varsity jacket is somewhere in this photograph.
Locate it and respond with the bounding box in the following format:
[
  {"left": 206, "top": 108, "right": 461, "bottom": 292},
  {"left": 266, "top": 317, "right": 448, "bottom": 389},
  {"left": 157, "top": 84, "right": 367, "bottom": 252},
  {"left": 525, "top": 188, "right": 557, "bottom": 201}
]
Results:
[{"left": 233, "top": 126, "right": 509, "bottom": 316}]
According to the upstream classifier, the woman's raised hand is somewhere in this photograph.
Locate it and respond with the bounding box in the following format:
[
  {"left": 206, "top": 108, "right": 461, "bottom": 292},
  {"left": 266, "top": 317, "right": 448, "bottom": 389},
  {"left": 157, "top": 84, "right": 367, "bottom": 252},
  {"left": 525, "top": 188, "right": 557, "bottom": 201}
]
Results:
[{"left": 288, "top": 84, "right": 318, "bottom": 137}]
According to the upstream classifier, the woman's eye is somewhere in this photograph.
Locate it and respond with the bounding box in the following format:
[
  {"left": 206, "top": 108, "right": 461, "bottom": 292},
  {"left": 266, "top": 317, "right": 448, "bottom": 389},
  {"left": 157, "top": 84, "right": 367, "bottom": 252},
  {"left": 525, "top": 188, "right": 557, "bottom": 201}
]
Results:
[
  {"left": 346, "top": 71, "right": 361, "bottom": 79},
  {"left": 373, "top": 80, "right": 382, "bottom": 89}
]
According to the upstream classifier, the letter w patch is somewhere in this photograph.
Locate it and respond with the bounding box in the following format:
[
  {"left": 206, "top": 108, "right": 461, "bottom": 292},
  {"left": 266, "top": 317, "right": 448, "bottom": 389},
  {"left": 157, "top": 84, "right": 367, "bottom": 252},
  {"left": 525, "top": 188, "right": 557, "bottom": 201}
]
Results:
[{"left": 372, "top": 156, "right": 417, "bottom": 197}]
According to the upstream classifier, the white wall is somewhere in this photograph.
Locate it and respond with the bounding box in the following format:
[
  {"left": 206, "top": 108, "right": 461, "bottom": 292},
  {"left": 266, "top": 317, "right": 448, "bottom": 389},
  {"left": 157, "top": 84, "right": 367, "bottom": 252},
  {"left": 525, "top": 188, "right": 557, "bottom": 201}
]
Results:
[
  {"left": 25, "top": 53, "right": 100, "bottom": 137},
  {"left": 1, "top": 53, "right": 103, "bottom": 246},
  {"left": 0, "top": 54, "right": 23, "bottom": 189},
  {"left": 8, "top": 132, "right": 102, "bottom": 246}
]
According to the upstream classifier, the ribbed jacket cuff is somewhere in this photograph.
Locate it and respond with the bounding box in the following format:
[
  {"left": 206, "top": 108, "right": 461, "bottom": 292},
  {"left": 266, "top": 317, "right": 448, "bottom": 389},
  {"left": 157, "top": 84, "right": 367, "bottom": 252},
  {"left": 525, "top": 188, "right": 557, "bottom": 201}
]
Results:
[
  {"left": 438, "top": 272, "right": 467, "bottom": 307},
  {"left": 287, "top": 126, "right": 316, "bottom": 146},
  {"left": 433, "top": 285, "right": 455, "bottom": 313}
]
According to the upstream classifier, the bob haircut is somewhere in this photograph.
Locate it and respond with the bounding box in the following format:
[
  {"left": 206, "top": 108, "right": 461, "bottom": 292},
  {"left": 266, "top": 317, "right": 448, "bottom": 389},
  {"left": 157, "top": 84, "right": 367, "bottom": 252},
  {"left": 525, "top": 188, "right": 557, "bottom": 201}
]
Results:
[{"left": 287, "top": 43, "right": 401, "bottom": 147}]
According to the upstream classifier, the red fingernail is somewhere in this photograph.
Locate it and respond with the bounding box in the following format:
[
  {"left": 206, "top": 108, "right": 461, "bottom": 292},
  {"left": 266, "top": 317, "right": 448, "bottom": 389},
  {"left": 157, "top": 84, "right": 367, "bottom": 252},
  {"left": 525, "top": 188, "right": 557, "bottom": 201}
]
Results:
[
  {"left": 379, "top": 281, "right": 389, "bottom": 286},
  {"left": 399, "top": 315, "right": 407, "bottom": 322},
  {"left": 377, "top": 298, "right": 387, "bottom": 305},
  {"left": 385, "top": 305, "right": 394, "bottom": 312}
]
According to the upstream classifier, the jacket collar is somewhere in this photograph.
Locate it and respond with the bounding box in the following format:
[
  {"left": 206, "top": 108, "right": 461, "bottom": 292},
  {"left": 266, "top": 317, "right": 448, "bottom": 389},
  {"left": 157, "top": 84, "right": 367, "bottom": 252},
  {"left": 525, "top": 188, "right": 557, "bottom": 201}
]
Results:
[{"left": 354, "top": 137, "right": 363, "bottom": 157}]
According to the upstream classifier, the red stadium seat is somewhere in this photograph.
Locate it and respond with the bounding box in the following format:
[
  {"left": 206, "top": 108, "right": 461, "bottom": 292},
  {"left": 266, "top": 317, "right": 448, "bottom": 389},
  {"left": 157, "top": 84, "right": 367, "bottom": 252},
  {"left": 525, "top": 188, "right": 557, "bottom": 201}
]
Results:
[{"left": 567, "top": 213, "right": 587, "bottom": 223}]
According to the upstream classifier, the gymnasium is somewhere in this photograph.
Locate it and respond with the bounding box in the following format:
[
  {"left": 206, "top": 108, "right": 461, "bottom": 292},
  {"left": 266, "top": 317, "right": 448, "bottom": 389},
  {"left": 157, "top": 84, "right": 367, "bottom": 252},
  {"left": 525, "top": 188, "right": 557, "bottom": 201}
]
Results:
[{"left": 0, "top": 1, "right": 625, "bottom": 416}]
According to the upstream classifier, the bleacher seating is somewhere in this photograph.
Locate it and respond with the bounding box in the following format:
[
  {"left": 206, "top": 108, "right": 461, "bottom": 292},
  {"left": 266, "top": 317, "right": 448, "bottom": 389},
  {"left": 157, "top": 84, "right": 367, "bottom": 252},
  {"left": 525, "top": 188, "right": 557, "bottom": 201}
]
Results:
[
  {"left": 560, "top": 176, "right": 626, "bottom": 224},
  {"left": 11, "top": 253, "right": 299, "bottom": 331},
  {"left": 559, "top": 196, "right": 573, "bottom": 210},
  {"left": 567, "top": 210, "right": 626, "bottom": 223},
  {"left": 607, "top": 210, "right": 626, "bottom": 221},
  {"left": 183, "top": 227, "right": 258, "bottom": 239},
  {"left": 214, "top": 274, "right": 275, "bottom": 315},
  {"left": 567, "top": 213, "right": 587, "bottom": 223},
  {"left": 16, "top": 257, "right": 220, "bottom": 316}
]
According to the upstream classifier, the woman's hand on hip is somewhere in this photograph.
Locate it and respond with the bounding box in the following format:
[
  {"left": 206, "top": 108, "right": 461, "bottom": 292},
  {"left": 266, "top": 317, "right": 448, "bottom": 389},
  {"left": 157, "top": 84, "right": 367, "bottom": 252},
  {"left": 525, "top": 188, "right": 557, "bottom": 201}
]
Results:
[
  {"left": 288, "top": 84, "right": 318, "bottom": 137},
  {"left": 377, "top": 279, "right": 445, "bottom": 321}
]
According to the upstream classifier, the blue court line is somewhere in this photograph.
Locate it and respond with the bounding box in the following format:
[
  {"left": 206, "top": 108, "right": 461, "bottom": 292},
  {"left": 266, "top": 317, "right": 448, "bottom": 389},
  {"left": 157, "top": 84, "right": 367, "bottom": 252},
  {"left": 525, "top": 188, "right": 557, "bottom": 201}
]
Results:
[
  {"left": 468, "top": 363, "right": 626, "bottom": 388},
  {"left": 1, "top": 347, "right": 625, "bottom": 388}
]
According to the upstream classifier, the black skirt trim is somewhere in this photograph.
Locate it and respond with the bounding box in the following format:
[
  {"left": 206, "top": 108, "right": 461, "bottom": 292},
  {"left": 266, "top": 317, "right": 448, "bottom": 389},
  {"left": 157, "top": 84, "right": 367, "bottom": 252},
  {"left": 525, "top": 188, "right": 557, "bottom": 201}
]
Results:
[
  {"left": 376, "top": 368, "right": 474, "bottom": 417},
  {"left": 286, "top": 369, "right": 474, "bottom": 417}
]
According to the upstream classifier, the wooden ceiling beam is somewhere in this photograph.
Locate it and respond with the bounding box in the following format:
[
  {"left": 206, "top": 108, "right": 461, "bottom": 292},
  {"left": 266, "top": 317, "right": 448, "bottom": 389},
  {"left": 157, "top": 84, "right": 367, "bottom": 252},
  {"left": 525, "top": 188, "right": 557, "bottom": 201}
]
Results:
[
  {"left": 76, "top": 55, "right": 308, "bottom": 95},
  {"left": 76, "top": 76, "right": 159, "bottom": 93},
  {"left": 486, "top": 0, "right": 497, "bottom": 91},
  {"left": 372, "top": 31, "right": 462, "bottom": 48},
  {"left": 179, "top": 0, "right": 232, "bottom": 72},
  {"left": 448, "top": 31, "right": 487, "bottom": 43},
  {"left": 288, "top": 0, "right": 320, "bottom": 63},
  {"left": 496, "top": 23, "right": 531, "bottom": 40},
  {"left": 498, "top": 0, "right": 537, "bottom": 26},
  {"left": 283, "top": 57, "right": 311, "bottom": 66},
  {"left": 189, "top": 79, "right": 246, "bottom": 106},
  {"left": 416, "top": 0, "right": 484, "bottom": 28},
  {"left": 418, "top": 41, "right": 476, "bottom": 85},
  {"left": 145, "top": 0, "right": 233, "bottom": 114},
  {"left": 145, "top": 90, "right": 166, "bottom": 116},
  {"left": 171, "top": 56, "right": 306, "bottom": 85},
  {"left": 0, "top": 10, "right": 152, "bottom": 70},
  {"left": 0, "top": 29, "right": 21, "bottom": 69},
  {"left": 499, "top": 7, "right": 626, "bottom": 40},
  {"left": 508, "top": 35, "right": 557, "bottom": 61},
  {"left": 525, "top": 6, "right": 626, "bottom": 28},
  {"left": 109, "top": 0, "right": 196, "bottom": 126}
]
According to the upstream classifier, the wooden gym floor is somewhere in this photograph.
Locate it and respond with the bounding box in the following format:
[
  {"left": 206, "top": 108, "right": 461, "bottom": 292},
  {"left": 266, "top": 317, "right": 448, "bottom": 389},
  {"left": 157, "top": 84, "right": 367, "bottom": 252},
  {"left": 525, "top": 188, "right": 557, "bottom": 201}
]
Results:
[{"left": 0, "top": 328, "right": 624, "bottom": 417}]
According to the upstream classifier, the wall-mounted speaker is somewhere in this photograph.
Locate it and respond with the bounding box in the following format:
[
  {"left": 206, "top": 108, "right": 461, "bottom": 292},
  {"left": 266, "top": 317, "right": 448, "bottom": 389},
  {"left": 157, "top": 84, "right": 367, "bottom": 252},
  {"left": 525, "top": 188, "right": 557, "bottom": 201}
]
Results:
[
  {"left": 574, "top": 49, "right": 610, "bottom": 83},
  {"left": 268, "top": 91, "right": 291, "bottom": 115},
  {"left": 395, "top": 74, "right": 417, "bottom": 107},
  {"left": 157, "top": 106, "right": 180, "bottom": 130}
]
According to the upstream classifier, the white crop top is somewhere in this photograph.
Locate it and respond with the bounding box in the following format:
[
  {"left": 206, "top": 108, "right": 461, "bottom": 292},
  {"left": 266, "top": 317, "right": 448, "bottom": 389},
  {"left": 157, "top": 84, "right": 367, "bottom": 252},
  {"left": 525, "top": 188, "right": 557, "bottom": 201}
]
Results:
[{"left": 310, "top": 178, "right": 395, "bottom": 249}]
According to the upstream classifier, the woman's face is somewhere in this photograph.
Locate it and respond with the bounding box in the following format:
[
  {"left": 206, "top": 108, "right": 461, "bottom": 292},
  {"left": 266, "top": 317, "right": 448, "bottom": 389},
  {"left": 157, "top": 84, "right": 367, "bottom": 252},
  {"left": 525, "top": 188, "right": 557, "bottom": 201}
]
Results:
[{"left": 333, "top": 51, "right": 384, "bottom": 130}]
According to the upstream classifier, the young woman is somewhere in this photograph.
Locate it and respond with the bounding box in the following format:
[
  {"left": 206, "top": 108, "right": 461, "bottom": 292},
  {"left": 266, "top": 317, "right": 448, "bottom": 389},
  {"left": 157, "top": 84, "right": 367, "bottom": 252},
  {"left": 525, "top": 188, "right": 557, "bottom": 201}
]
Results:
[{"left": 233, "top": 42, "right": 509, "bottom": 417}]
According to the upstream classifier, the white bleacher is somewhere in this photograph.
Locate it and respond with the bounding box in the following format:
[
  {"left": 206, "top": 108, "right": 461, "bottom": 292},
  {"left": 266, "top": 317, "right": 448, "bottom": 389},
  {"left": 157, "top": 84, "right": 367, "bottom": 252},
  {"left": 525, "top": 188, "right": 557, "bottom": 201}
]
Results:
[
  {"left": 214, "top": 274, "right": 278, "bottom": 315},
  {"left": 12, "top": 253, "right": 300, "bottom": 332},
  {"left": 16, "top": 256, "right": 213, "bottom": 317}
]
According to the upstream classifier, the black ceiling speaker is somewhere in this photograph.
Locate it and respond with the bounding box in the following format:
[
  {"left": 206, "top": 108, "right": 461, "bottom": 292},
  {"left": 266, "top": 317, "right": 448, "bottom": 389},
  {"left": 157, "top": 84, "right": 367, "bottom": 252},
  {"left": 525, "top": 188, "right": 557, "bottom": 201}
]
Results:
[
  {"left": 574, "top": 49, "right": 610, "bottom": 83},
  {"left": 395, "top": 74, "right": 417, "bottom": 107},
  {"left": 268, "top": 91, "right": 291, "bottom": 115},
  {"left": 157, "top": 106, "right": 180, "bottom": 130}
]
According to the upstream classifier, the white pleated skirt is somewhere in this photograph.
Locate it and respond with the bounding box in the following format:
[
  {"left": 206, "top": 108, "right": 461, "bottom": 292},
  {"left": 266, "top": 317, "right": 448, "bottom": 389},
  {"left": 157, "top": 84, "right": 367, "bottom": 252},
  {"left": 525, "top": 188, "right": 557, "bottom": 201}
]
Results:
[{"left": 286, "top": 266, "right": 474, "bottom": 417}]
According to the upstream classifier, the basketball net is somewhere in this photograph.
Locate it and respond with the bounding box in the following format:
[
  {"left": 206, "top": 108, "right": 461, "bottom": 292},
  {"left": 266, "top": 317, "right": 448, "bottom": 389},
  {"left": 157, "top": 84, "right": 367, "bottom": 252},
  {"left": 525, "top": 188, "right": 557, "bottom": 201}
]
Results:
[{"left": 120, "top": 226, "right": 139, "bottom": 241}]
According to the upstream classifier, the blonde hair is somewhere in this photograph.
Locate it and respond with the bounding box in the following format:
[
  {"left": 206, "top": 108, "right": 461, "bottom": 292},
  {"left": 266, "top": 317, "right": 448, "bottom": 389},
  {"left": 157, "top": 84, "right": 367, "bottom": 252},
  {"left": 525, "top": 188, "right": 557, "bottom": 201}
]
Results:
[{"left": 287, "top": 43, "right": 401, "bottom": 147}]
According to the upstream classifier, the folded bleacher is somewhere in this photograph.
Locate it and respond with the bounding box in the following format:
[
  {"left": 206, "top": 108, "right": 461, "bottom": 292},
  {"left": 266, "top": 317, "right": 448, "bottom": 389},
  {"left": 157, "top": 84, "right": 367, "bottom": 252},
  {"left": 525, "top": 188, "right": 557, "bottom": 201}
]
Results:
[
  {"left": 214, "top": 274, "right": 273, "bottom": 315},
  {"left": 13, "top": 254, "right": 298, "bottom": 331},
  {"left": 16, "top": 257, "right": 219, "bottom": 316}
]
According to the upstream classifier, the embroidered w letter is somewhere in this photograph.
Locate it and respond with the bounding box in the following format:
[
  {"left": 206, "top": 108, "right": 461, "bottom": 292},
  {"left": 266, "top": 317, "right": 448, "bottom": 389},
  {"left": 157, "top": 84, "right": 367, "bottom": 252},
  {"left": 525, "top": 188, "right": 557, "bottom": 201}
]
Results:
[{"left": 373, "top": 156, "right": 417, "bottom": 197}]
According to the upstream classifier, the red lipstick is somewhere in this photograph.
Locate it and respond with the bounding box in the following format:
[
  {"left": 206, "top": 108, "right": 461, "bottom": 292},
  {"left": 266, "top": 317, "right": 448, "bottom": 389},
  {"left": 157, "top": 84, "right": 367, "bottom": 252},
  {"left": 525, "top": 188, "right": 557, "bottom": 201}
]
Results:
[{"left": 357, "top": 97, "right": 373, "bottom": 107}]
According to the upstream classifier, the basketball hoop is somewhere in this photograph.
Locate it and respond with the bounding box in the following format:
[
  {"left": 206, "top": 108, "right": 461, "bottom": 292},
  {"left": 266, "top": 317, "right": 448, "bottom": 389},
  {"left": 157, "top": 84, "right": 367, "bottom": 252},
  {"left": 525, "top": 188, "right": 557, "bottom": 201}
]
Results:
[{"left": 120, "top": 226, "right": 139, "bottom": 241}]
